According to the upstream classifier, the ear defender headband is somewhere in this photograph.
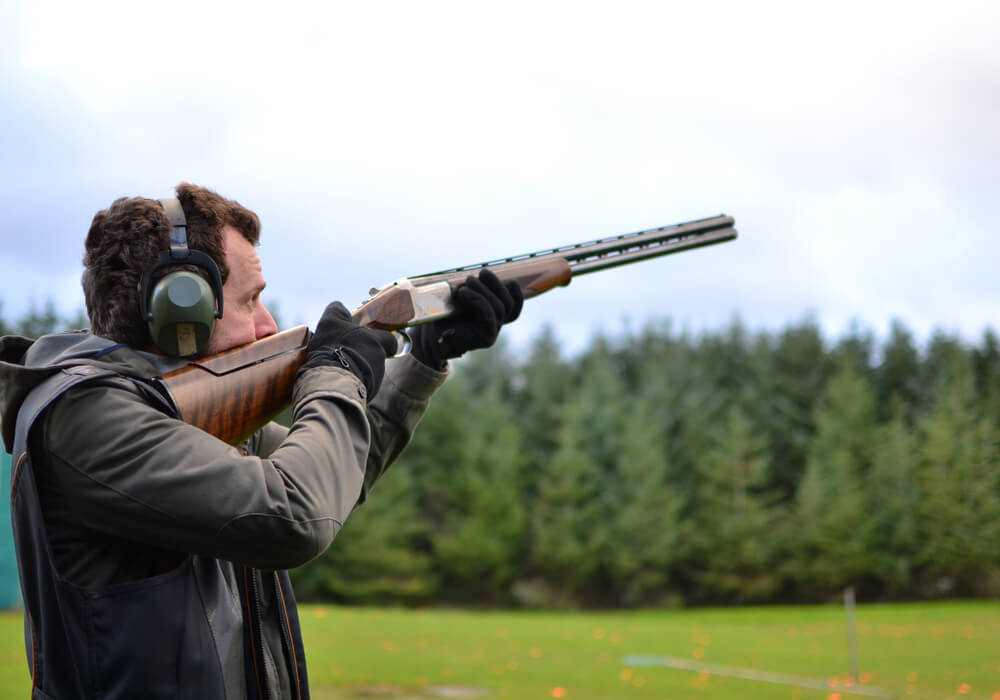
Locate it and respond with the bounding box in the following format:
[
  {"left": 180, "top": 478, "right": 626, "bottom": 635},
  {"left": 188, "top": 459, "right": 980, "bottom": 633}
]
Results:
[{"left": 138, "top": 198, "right": 225, "bottom": 357}]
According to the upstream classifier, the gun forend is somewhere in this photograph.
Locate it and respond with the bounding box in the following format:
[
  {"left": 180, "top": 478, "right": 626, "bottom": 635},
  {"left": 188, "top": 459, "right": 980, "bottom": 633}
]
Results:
[{"left": 351, "top": 257, "right": 572, "bottom": 330}]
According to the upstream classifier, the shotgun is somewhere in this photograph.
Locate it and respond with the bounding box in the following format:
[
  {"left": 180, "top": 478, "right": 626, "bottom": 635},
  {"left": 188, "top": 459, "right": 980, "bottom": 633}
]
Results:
[{"left": 159, "top": 214, "right": 737, "bottom": 444}]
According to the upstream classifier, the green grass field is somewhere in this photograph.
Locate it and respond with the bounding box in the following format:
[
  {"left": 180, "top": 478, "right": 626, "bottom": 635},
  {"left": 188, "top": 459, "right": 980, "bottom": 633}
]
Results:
[{"left": 0, "top": 601, "right": 996, "bottom": 699}]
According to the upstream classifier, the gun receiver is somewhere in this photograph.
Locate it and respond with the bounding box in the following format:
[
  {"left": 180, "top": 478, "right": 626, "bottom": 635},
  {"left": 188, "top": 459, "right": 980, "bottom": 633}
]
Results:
[{"left": 159, "top": 214, "right": 737, "bottom": 444}]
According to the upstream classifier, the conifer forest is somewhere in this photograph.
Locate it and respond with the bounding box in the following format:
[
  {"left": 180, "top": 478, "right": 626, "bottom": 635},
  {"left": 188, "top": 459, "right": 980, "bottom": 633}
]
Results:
[
  {"left": 5, "top": 303, "right": 1000, "bottom": 608},
  {"left": 299, "top": 317, "right": 1000, "bottom": 608}
]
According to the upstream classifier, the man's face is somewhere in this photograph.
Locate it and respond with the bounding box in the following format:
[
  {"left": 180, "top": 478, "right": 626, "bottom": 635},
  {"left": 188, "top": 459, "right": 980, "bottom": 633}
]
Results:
[{"left": 201, "top": 225, "right": 278, "bottom": 355}]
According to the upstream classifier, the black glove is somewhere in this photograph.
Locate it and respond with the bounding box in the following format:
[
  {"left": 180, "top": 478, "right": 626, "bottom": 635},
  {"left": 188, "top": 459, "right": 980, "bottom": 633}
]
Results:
[
  {"left": 410, "top": 269, "right": 524, "bottom": 370},
  {"left": 301, "top": 301, "right": 398, "bottom": 398}
]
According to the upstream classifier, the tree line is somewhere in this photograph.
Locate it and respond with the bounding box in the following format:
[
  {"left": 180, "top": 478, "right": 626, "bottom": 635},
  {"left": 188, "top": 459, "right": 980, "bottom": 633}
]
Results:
[
  {"left": 4, "top": 303, "right": 999, "bottom": 607},
  {"left": 295, "top": 315, "right": 1000, "bottom": 608}
]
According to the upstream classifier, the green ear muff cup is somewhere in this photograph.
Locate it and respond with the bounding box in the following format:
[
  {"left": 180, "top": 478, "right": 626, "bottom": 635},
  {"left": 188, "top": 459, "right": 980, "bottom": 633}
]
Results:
[{"left": 147, "top": 271, "right": 217, "bottom": 357}]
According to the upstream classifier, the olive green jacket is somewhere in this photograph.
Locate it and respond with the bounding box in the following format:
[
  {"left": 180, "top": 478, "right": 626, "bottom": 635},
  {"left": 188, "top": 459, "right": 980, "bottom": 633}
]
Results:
[{"left": 0, "top": 330, "right": 447, "bottom": 696}]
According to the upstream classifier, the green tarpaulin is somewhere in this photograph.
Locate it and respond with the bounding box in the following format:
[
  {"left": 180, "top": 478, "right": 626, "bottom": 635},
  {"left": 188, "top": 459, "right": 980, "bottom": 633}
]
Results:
[{"left": 0, "top": 449, "right": 21, "bottom": 609}]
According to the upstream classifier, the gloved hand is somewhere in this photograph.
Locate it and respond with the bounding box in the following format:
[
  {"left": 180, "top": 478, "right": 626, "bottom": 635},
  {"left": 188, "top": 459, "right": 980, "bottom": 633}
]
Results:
[
  {"left": 301, "top": 301, "right": 398, "bottom": 398},
  {"left": 410, "top": 269, "right": 524, "bottom": 370}
]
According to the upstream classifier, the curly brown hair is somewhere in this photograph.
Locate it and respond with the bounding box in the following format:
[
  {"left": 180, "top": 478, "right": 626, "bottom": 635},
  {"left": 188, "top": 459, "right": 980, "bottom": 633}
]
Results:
[{"left": 82, "top": 183, "right": 261, "bottom": 348}]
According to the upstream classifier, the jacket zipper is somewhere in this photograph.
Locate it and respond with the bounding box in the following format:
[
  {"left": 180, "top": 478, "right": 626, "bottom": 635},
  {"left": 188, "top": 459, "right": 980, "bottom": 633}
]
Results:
[
  {"left": 274, "top": 572, "right": 303, "bottom": 700},
  {"left": 333, "top": 347, "right": 351, "bottom": 368},
  {"left": 243, "top": 567, "right": 272, "bottom": 700}
]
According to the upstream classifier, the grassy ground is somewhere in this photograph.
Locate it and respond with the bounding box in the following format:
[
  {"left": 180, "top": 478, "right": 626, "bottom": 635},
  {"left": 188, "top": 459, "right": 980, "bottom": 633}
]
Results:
[{"left": 0, "top": 601, "right": 996, "bottom": 699}]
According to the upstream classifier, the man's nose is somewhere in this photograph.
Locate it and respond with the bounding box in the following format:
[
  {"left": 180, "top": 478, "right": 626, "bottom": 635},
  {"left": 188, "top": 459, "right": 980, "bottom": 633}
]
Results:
[{"left": 256, "top": 305, "right": 279, "bottom": 339}]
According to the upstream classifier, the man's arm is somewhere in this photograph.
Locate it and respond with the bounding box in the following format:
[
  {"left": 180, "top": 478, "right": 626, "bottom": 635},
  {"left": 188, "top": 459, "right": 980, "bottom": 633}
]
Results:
[
  {"left": 250, "top": 269, "right": 518, "bottom": 499},
  {"left": 251, "top": 353, "right": 448, "bottom": 503},
  {"left": 38, "top": 365, "right": 373, "bottom": 572},
  {"left": 359, "top": 353, "right": 448, "bottom": 500}
]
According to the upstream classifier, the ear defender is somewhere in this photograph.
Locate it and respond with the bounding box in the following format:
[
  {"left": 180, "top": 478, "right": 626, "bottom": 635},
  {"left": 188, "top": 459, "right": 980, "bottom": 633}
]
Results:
[{"left": 138, "top": 198, "right": 225, "bottom": 357}]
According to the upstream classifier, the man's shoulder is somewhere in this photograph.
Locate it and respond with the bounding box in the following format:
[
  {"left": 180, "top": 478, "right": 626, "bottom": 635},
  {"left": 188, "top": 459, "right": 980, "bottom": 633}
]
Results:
[
  {"left": 2, "top": 331, "right": 180, "bottom": 453},
  {"left": 22, "top": 331, "right": 179, "bottom": 378},
  {"left": 45, "top": 374, "right": 166, "bottom": 436}
]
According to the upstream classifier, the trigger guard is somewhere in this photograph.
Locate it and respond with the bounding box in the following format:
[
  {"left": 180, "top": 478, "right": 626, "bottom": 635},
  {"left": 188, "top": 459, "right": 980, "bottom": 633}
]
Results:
[{"left": 393, "top": 330, "right": 412, "bottom": 358}]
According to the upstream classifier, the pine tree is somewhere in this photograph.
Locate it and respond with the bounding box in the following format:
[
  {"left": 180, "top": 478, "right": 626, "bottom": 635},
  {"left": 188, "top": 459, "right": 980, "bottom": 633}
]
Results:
[
  {"left": 290, "top": 467, "right": 437, "bottom": 603},
  {"left": 622, "top": 322, "right": 697, "bottom": 500},
  {"left": 917, "top": 352, "right": 1000, "bottom": 596},
  {"left": 429, "top": 382, "right": 527, "bottom": 603},
  {"left": 399, "top": 374, "right": 476, "bottom": 534},
  {"left": 873, "top": 320, "right": 922, "bottom": 423},
  {"left": 832, "top": 321, "right": 875, "bottom": 377},
  {"left": 787, "top": 357, "right": 876, "bottom": 598},
  {"left": 604, "top": 397, "right": 686, "bottom": 606},
  {"left": 864, "top": 399, "right": 921, "bottom": 595},
  {"left": 756, "top": 319, "right": 833, "bottom": 500},
  {"left": 453, "top": 335, "right": 516, "bottom": 398},
  {"left": 576, "top": 336, "right": 628, "bottom": 474},
  {"left": 529, "top": 398, "right": 605, "bottom": 605},
  {"left": 972, "top": 329, "right": 1000, "bottom": 420},
  {"left": 673, "top": 322, "right": 756, "bottom": 475},
  {"left": 510, "top": 325, "right": 575, "bottom": 479},
  {"left": 692, "top": 403, "right": 781, "bottom": 602},
  {"left": 917, "top": 331, "right": 967, "bottom": 417}
]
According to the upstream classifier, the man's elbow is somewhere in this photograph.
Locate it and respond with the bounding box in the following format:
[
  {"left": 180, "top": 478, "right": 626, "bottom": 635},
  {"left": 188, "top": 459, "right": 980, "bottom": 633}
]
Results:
[{"left": 220, "top": 516, "right": 341, "bottom": 570}]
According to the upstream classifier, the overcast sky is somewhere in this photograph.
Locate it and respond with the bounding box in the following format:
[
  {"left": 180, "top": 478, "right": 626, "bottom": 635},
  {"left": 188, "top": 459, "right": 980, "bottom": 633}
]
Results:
[{"left": 1, "top": 1, "right": 997, "bottom": 355}]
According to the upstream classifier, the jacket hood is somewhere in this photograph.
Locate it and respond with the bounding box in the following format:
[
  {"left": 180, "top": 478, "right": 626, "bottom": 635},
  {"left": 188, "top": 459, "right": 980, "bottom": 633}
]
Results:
[{"left": 0, "top": 331, "right": 184, "bottom": 453}]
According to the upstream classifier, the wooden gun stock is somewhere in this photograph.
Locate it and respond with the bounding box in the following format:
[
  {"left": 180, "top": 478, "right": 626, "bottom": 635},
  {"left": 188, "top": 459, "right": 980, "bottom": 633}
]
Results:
[
  {"left": 159, "top": 215, "right": 737, "bottom": 444},
  {"left": 160, "top": 325, "right": 310, "bottom": 445}
]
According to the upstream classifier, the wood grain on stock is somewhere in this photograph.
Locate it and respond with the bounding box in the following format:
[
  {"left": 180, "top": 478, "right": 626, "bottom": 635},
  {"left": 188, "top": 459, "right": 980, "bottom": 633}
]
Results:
[
  {"left": 160, "top": 325, "right": 310, "bottom": 445},
  {"left": 350, "top": 285, "right": 415, "bottom": 330}
]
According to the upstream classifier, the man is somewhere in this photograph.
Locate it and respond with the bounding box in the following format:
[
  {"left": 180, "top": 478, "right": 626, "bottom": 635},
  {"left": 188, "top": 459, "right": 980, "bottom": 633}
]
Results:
[{"left": 0, "top": 183, "right": 521, "bottom": 698}]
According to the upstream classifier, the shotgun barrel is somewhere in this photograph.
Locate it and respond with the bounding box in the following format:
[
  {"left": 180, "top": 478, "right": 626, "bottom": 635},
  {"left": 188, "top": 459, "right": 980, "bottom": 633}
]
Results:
[{"left": 409, "top": 214, "right": 736, "bottom": 283}]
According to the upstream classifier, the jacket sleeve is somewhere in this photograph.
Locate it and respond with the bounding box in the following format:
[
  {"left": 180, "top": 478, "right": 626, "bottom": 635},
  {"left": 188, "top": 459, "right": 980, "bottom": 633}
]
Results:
[
  {"left": 249, "top": 354, "right": 448, "bottom": 503},
  {"left": 37, "top": 365, "right": 375, "bottom": 570},
  {"left": 358, "top": 353, "right": 448, "bottom": 502}
]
